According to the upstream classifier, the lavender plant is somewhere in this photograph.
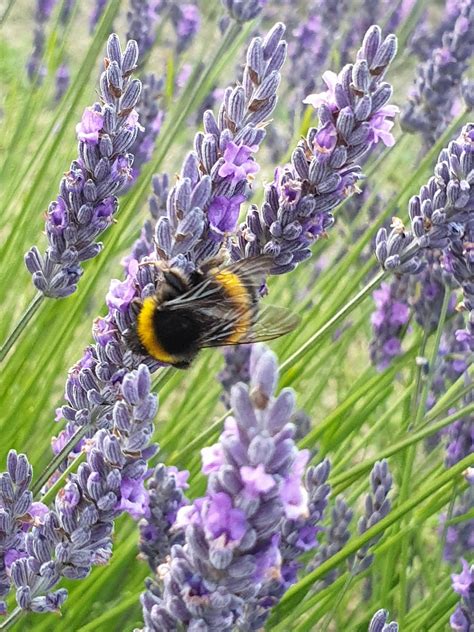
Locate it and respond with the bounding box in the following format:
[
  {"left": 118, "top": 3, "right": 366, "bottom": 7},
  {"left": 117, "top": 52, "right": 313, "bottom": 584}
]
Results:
[
  {"left": 0, "top": 364, "right": 158, "bottom": 618},
  {"left": 375, "top": 123, "right": 474, "bottom": 345},
  {"left": 401, "top": 0, "right": 474, "bottom": 145},
  {"left": 2, "top": 2, "right": 474, "bottom": 629},
  {"left": 24, "top": 34, "right": 143, "bottom": 298},
  {"left": 138, "top": 346, "right": 320, "bottom": 630},
  {"left": 232, "top": 25, "right": 399, "bottom": 273},
  {"left": 26, "top": 0, "right": 57, "bottom": 83},
  {"left": 450, "top": 559, "right": 474, "bottom": 630}
]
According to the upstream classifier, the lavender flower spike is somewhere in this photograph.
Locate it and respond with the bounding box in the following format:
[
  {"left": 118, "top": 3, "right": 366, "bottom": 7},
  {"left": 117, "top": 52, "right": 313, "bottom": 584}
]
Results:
[
  {"left": 401, "top": 0, "right": 474, "bottom": 144},
  {"left": 222, "top": 0, "right": 265, "bottom": 22},
  {"left": 353, "top": 459, "right": 392, "bottom": 572},
  {"left": 24, "top": 34, "right": 143, "bottom": 298},
  {"left": 375, "top": 123, "right": 474, "bottom": 345},
  {"left": 369, "top": 609, "right": 399, "bottom": 632},
  {"left": 139, "top": 347, "right": 312, "bottom": 630},
  {"left": 232, "top": 25, "right": 399, "bottom": 274},
  {"left": 5, "top": 365, "right": 158, "bottom": 615},
  {"left": 153, "top": 22, "right": 287, "bottom": 273},
  {"left": 450, "top": 559, "right": 474, "bottom": 630}
]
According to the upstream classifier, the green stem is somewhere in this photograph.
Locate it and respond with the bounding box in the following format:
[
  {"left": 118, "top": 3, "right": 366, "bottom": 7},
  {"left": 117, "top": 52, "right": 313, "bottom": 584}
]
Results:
[
  {"left": 0, "top": 0, "right": 15, "bottom": 25},
  {"left": 397, "top": 286, "right": 451, "bottom": 624},
  {"left": 280, "top": 270, "right": 386, "bottom": 373},
  {"left": 270, "top": 454, "right": 473, "bottom": 620},
  {"left": 32, "top": 404, "right": 111, "bottom": 497},
  {"left": 0, "top": 293, "right": 44, "bottom": 364}
]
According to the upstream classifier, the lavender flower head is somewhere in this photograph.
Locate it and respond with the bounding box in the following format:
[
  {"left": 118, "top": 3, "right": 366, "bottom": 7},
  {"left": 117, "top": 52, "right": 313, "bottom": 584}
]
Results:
[
  {"left": 222, "top": 0, "right": 267, "bottom": 22},
  {"left": 25, "top": 34, "right": 143, "bottom": 298},
  {"left": 401, "top": 1, "right": 474, "bottom": 144},
  {"left": 369, "top": 608, "right": 399, "bottom": 632},
  {"left": 26, "top": 0, "right": 58, "bottom": 83},
  {"left": 232, "top": 25, "right": 399, "bottom": 274},
  {"left": 138, "top": 464, "right": 190, "bottom": 572},
  {"left": 139, "top": 346, "right": 312, "bottom": 630},
  {"left": 375, "top": 123, "right": 474, "bottom": 345},
  {"left": 150, "top": 22, "right": 287, "bottom": 275},
  {"left": 1, "top": 365, "right": 158, "bottom": 615},
  {"left": 450, "top": 559, "right": 474, "bottom": 631},
  {"left": 370, "top": 276, "right": 410, "bottom": 371},
  {"left": 353, "top": 459, "right": 392, "bottom": 573}
]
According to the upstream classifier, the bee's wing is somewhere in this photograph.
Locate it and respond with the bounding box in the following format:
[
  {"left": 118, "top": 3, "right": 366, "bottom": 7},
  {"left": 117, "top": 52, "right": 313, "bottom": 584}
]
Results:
[
  {"left": 199, "top": 304, "right": 301, "bottom": 348},
  {"left": 165, "top": 255, "right": 274, "bottom": 308}
]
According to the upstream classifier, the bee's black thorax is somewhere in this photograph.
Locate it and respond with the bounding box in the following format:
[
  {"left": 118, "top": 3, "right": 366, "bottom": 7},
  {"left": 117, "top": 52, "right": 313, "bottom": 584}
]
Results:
[{"left": 152, "top": 307, "right": 205, "bottom": 356}]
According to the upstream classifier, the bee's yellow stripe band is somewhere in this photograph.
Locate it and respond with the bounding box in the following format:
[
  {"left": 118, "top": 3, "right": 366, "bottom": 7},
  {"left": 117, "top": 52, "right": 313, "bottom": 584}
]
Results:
[
  {"left": 136, "top": 297, "right": 178, "bottom": 363},
  {"left": 213, "top": 270, "right": 251, "bottom": 343}
]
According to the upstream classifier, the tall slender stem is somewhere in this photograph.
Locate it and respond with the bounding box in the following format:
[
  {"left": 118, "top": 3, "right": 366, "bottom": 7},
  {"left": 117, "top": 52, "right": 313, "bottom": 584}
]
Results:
[
  {"left": 0, "top": 293, "right": 44, "bottom": 364},
  {"left": 281, "top": 270, "right": 386, "bottom": 372}
]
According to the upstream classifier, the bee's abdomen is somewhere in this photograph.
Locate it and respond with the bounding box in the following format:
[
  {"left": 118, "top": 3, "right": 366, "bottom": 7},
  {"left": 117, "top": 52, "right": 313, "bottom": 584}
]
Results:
[{"left": 213, "top": 270, "right": 255, "bottom": 343}]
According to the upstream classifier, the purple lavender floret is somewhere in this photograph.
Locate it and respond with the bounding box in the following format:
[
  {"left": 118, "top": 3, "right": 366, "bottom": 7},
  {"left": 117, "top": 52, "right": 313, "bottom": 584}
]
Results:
[
  {"left": 370, "top": 277, "right": 410, "bottom": 371},
  {"left": 221, "top": 0, "right": 266, "bottom": 22},
  {"left": 308, "top": 494, "right": 353, "bottom": 586},
  {"left": 153, "top": 22, "right": 287, "bottom": 273},
  {"left": 89, "top": 0, "right": 108, "bottom": 33},
  {"left": 26, "top": 0, "right": 58, "bottom": 83},
  {"left": 442, "top": 488, "right": 474, "bottom": 563},
  {"left": 138, "top": 347, "right": 311, "bottom": 630},
  {"left": 369, "top": 608, "right": 399, "bottom": 632},
  {"left": 401, "top": 0, "right": 474, "bottom": 144},
  {"left": 353, "top": 459, "right": 392, "bottom": 573},
  {"left": 450, "top": 559, "right": 474, "bottom": 630},
  {"left": 24, "top": 34, "right": 143, "bottom": 298},
  {"left": 5, "top": 365, "right": 158, "bottom": 615},
  {"left": 138, "top": 464, "right": 189, "bottom": 572},
  {"left": 232, "top": 25, "right": 399, "bottom": 274},
  {"left": 0, "top": 452, "right": 49, "bottom": 616},
  {"left": 54, "top": 64, "right": 70, "bottom": 102},
  {"left": 126, "top": 0, "right": 161, "bottom": 59},
  {"left": 278, "top": 458, "right": 330, "bottom": 584},
  {"left": 170, "top": 3, "right": 201, "bottom": 54},
  {"left": 375, "top": 123, "right": 474, "bottom": 344}
]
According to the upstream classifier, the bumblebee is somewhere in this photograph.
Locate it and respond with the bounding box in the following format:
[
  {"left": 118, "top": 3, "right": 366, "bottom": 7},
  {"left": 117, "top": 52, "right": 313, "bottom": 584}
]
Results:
[{"left": 126, "top": 255, "right": 300, "bottom": 369}]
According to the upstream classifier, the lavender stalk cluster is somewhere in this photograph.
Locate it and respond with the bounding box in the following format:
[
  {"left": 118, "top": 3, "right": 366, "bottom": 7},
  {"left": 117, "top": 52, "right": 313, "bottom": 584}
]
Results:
[
  {"left": 369, "top": 608, "right": 399, "bottom": 632},
  {"left": 170, "top": 3, "right": 201, "bottom": 54},
  {"left": 138, "top": 464, "right": 189, "bottom": 572},
  {"left": 221, "top": 0, "right": 266, "bottom": 22},
  {"left": 232, "top": 25, "right": 399, "bottom": 274},
  {"left": 353, "top": 459, "right": 392, "bottom": 573},
  {"left": 369, "top": 276, "right": 410, "bottom": 371},
  {"left": 54, "top": 0, "right": 77, "bottom": 102},
  {"left": 24, "top": 34, "right": 143, "bottom": 298},
  {"left": 450, "top": 559, "right": 474, "bottom": 630},
  {"left": 89, "top": 0, "right": 108, "bottom": 33},
  {"left": 26, "top": 0, "right": 57, "bottom": 83},
  {"left": 139, "top": 346, "right": 314, "bottom": 630},
  {"left": 1, "top": 365, "right": 158, "bottom": 615},
  {"left": 308, "top": 494, "right": 353, "bottom": 586},
  {"left": 0, "top": 452, "right": 47, "bottom": 616},
  {"left": 152, "top": 22, "right": 287, "bottom": 273},
  {"left": 402, "top": 0, "right": 474, "bottom": 144},
  {"left": 375, "top": 123, "right": 474, "bottom": 346},
  {"left": 126, "top": 0, "right": 162, "bottom": 59}
]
